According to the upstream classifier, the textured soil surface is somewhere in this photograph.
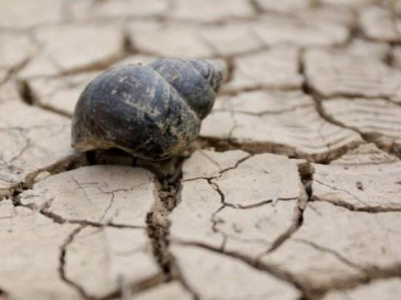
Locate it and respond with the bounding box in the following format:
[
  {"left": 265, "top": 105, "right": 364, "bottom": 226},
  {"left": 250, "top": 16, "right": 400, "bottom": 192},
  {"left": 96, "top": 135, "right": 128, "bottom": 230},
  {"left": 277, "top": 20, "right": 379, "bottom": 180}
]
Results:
[{"left": 1, "top": 0, "right": 401, "bottom": 299}]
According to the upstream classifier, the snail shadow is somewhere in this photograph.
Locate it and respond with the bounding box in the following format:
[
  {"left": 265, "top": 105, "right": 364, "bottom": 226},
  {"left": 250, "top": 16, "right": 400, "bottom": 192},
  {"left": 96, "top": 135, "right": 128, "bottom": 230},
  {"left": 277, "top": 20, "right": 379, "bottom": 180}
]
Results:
[{"left": 84, "top": 147, "right": 189, "bottom": 180}]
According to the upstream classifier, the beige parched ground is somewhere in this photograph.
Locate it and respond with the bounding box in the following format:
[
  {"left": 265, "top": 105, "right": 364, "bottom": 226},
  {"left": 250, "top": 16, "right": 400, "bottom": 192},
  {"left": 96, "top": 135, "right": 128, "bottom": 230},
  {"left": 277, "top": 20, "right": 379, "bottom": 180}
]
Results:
[{"left": 1, "top": 0, "right": 401, "bottom": 299}]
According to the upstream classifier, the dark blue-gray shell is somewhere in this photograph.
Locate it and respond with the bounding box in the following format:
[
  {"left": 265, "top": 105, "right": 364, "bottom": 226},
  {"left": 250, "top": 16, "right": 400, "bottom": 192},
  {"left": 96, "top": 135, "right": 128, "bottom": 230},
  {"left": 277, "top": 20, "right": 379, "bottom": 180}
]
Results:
[{"left": 71, "top": 59, "right": 226, "bottom": 161}]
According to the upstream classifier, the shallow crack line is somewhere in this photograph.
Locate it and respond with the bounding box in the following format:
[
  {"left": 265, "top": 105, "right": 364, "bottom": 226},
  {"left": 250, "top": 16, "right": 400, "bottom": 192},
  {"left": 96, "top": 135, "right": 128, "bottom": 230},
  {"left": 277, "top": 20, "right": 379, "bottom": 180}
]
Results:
[
  {"left": 6, "top": 130, "right": 31, "bottom": 163},
  {"left": 182, "top": 152, "right": 253, "bottom": 183},
  {"left": 311, "top": 197, "right": 401, "bottom": 214},
  {"left": 14, "top": 195, "right": 145, "bottom": 229},
  {"left": 263, "top": 199, "right": 306, "bottom": 256},
  {"left": 312, "top": 178, "right": 401, "bottom": 213},
  {"left": 313, "top": 179, "right": 368, "bottom": 208},
  {"left": 59, "top": 225, "right": 93, "bottom": 300},
  {"left": 42, "top": 210, "right": 147, "bottom": 229},
  {"left": 207, "top": 179, "right": 235, "bottom": 209},
  {"left": 198, "top": 150, "right": 225, "bottom": 169},
  {"left": 38, "top": 205, "right": 146, "bottom": 229},
  {"left": 220, "top": 85, "right": 301, "bottom": 97},
  {"left": 317, "top": 92, "right": 397, "bottom": 102},
  {"left": 227, "top": 110, "right": 238, "bottom": 140},
  {"left": 293, "top": 238, "right": 369, "bottom": 276},
  {"left": 260, "top": 164, "right": 311, "bottom": 256},
  {"left": 212, "top": 42, "right": 271, "bottom": 62},
  {"left": 210, "top": 204, "right": 229, "bottom": 251},
  {"left": 292, "top": 238, "right": 401, "bottom": 294},
  {"left": 204, "top": 177, "right": 232, "bottom": 250},
  {"left": 99, "top": 192, "right": 115, "bottom": 223},
  {"left": 173, "top": 240, "right": 308, "bottom": 296},
  {"left": 212, "top": 103, "right": 313, "bottom": 117}
]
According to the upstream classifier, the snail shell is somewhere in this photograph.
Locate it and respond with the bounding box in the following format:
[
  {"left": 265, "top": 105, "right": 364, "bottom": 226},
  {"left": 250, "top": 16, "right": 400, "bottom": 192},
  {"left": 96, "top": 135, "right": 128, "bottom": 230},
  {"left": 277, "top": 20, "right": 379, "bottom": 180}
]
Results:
[{"left": 71, "top": 59, "right": 226, "bottom": 161}]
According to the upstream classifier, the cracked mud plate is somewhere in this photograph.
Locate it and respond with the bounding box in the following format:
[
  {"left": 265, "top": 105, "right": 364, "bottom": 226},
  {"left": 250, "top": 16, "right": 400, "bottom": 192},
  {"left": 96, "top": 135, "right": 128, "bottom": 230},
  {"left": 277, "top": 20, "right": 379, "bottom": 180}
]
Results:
[{"left": 1, "top": 0, "right": 401, "bottom": 300}]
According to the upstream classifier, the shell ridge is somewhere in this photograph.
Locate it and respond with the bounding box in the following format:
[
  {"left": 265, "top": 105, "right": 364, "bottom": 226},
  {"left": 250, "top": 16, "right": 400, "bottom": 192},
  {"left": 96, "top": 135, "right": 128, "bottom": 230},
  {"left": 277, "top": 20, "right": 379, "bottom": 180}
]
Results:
[
  {"left": 147, "top": 64, "right": 199, "bottom": 117},
  {"left": 149, "top": 59, "right": 216, "bottom": 119},
  {"left": 146, "top": 65, "right": 201, "bottom": 139},
  {"left": 181, "top": 59, "right": 216, "bottom": 97}
]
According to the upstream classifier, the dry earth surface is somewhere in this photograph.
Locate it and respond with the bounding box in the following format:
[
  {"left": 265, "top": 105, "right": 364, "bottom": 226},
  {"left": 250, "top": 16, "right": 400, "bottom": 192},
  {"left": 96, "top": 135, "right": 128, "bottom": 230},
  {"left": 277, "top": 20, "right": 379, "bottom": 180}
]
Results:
[{"left": 1, "top": 0, "right": 401, "bottom": 299}]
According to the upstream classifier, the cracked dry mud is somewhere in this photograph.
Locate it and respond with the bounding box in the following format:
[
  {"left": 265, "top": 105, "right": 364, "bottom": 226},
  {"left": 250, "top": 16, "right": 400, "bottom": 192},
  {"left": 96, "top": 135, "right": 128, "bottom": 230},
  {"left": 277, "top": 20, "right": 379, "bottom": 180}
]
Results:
[{"left": 1, "top": 0, "right": 401, "bottom": 300}]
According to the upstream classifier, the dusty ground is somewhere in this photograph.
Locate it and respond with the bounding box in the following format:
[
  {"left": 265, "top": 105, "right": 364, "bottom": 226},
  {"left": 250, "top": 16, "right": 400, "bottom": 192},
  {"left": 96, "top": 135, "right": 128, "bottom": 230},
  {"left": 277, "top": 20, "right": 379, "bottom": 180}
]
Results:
[{"left": 1, "top": 0, "right": 401, "bottom": 299}]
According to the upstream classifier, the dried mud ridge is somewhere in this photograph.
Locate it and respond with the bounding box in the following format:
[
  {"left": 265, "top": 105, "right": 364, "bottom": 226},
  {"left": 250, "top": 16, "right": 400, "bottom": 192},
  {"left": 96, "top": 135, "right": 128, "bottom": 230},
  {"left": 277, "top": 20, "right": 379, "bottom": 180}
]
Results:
[{"left": 1, "top": 0, "right": 401, "bottom": 300}]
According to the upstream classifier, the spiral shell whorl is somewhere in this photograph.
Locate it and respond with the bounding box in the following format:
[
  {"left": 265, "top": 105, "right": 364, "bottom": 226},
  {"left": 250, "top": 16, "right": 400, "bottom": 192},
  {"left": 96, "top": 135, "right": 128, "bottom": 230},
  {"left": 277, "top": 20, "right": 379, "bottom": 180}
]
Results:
[
  {"left": 71, "top": 59, "right": 226, "bottom": 161},
  {"left": 149, "top": 59, "right": 225, "bottom": 119}
]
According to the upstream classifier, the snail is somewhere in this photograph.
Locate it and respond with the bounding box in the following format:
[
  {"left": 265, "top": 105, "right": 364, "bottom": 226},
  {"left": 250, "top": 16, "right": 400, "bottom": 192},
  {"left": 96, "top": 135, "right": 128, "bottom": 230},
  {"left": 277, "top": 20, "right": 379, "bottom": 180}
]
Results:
[{"left": 71, "top": 59, "right": 226, "bottom": 161}]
